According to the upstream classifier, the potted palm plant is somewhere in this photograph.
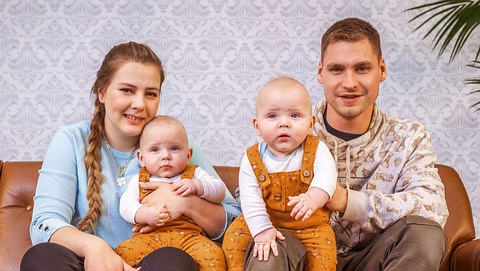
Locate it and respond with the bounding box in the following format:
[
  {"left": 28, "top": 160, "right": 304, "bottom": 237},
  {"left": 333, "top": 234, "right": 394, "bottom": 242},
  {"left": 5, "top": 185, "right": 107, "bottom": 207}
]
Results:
[{"left": 407, "top": 0, "right": 480, "bottom": 111}]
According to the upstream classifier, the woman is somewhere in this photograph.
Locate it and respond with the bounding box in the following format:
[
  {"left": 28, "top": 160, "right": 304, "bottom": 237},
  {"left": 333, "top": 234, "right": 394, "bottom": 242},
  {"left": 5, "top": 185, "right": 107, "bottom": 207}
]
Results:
[{"left": 21, "top": 41, "right": 240, "bottom": 271}]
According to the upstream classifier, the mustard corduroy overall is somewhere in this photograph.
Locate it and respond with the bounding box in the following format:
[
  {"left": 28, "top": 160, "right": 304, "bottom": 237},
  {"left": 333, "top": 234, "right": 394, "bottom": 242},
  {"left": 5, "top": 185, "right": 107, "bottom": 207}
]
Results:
[
  {"left": 222, "top": 136, "right": 337, "bottom": 271},
  {"left": 115, "top": 165, "right": 226, "bottom": 270}
]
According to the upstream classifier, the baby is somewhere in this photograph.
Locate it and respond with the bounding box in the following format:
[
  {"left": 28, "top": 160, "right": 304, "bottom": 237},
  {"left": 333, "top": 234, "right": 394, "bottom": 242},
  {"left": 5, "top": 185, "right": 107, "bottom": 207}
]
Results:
[
  {"left": 223, "top": 76, "right": 338, "bottom": 270},
  {"left": 115, "top": 115, "right": 227, "bottom": 271}
]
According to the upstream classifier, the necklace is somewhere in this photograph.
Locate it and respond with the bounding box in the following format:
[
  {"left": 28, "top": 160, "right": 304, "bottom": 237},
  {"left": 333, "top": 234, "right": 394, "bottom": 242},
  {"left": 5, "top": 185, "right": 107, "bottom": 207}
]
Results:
[{"left": 104, "top": 141, "right": 136, "bottom": 187}]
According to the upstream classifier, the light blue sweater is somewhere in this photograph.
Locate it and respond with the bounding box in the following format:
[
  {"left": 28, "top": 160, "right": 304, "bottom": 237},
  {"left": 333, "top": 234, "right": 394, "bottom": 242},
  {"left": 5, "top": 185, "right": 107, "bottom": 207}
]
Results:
[{"left": 30, "top": 120, "right": 240, "bottom": 248}]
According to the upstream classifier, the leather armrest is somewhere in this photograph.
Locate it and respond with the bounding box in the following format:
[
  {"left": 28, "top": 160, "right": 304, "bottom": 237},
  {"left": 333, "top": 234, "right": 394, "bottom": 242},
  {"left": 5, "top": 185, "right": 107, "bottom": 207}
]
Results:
[
  {"left": 436, "top": 165, "right": 476, "bottom": 247},
  {"left": 0, "top": 161, "right": 40, "bottom": 271},
  {"left": 450, "top": 239, "right": 480, "bottom": 271},
  {"left": 214, "top": 165, "right": 239, "bottom": 197}
]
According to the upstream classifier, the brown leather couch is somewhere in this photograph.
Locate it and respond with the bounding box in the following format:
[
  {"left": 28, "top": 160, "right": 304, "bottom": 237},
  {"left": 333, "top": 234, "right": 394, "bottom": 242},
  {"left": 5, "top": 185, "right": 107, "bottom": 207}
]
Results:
[{"left": 0, "top": 161, "right": 478, "bottom": 271}]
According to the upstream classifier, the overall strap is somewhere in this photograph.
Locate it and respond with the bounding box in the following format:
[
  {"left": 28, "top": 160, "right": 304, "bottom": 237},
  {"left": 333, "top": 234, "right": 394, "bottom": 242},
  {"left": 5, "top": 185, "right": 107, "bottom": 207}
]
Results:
[
  {"left": 246, "top": 143, "right": 271, "bottom": 189},
  {"left": 300, "top": 135, "right": 320, "bottom": 185},
  {"left": 181, "top": 165, "right": 198, "bottom": 179},
  {"left": 138, "top": 167, "right": 152, "bottom": 201}
]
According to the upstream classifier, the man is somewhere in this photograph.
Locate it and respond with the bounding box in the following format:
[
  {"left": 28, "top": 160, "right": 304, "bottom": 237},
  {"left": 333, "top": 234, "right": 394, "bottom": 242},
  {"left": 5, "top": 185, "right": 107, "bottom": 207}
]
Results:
[
  {"left": 241, "top": 18, "right": 449, "bottom": 271},
  {"left": 314, "top": 17, "right": 449, "bottom": 270}
]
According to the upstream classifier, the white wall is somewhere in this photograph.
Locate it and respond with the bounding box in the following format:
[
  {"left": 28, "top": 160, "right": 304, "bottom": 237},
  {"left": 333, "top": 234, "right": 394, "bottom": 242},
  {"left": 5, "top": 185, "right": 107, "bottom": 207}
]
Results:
[{"left": 1, "top": 0, "right": 479, "bottom": 235}]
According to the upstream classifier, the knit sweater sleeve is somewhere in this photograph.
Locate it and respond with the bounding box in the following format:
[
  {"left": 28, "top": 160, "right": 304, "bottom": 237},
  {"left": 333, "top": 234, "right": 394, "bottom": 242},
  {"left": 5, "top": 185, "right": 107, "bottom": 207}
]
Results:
[{"left": 342, "top": 123, "right": 449, "bottom": 231}]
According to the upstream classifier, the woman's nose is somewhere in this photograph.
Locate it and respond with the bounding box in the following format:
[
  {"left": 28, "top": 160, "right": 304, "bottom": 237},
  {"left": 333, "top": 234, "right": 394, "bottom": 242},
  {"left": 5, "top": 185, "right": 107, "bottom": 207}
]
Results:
[{"left": 131, "top": 93, "right": 145, "bottom": 110}]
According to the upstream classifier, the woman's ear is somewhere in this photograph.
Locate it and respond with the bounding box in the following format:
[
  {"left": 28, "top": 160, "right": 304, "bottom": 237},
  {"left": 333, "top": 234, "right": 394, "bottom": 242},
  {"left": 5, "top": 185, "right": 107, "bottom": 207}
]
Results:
[{"left": 98, "top": 88, "right": 106, "bottom": 103}]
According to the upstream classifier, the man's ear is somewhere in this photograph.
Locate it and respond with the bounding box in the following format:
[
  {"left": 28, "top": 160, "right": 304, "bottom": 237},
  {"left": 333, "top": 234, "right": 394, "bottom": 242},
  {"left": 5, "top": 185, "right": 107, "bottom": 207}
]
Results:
[
  {"left": 317, "top": 61, "right": 324, "bottom": 84},
  {"left": 252, "top": 117, "right": 261, "bottom": 136},
  {"left": 137, "top": 150, "right": 146, "bottom": 168},
  {"left": 379, "top": 58, "right": 387, "bottom": 82}
]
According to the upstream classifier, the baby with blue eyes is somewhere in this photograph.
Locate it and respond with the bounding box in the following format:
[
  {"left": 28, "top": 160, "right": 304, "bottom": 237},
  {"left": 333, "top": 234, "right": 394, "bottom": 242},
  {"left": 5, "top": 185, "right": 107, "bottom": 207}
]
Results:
[
  {"left": 115, "top": 115, "right": 227, "bottom": 270},
  {"left": 222, "top": 76, "right": 338, "bottom": 270}
]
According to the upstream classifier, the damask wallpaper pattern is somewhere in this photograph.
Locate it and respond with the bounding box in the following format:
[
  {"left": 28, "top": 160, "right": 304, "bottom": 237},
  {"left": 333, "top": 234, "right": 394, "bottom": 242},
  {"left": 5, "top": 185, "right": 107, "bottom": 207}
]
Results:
[{"left": 1, "top": 1, "right": 479, "bottom": 235}]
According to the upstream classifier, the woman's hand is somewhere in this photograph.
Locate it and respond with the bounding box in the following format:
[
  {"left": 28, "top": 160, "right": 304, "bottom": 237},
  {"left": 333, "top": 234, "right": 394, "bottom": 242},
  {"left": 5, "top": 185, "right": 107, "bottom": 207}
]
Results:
[
  {"left": 84, "top": 237, "right": 141, "bottom": 271},
  {"left": 50, "top": 227, "right": 133, "bottom": 271},
  {"left": 124, "top": 261, "right": 141, "bottom": 271},
  {"left": 82, "top": 238, "right": 126, "bottom": 271},
  {"left": 138, "top": 181, "right": 226, "bottom": 237},
  {"left": 139, "top": 182, "right": 189, "bottom": 221}
]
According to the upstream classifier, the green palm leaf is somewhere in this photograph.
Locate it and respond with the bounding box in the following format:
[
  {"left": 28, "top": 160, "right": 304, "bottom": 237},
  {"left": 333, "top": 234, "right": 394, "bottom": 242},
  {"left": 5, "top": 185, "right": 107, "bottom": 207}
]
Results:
[
  {"left": 407, "top": 0, "right": 480, "bottom": 111},
  {"left": 467, "top": 61, "right": 480, "bottom": 111},
  {"left": 407, "top": 0, "right": 480, "bottom": 62}
]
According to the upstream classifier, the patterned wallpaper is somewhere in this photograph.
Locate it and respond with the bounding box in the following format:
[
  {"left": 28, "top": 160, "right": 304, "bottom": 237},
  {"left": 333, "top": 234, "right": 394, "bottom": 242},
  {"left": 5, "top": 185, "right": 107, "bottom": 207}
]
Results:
[{"left": 1, "top": 1, "right": 479, "bottom": 235}]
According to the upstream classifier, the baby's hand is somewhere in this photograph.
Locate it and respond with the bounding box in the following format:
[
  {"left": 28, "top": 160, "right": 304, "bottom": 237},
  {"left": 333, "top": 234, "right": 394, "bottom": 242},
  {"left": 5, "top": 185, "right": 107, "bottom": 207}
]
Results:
[
  {"left": 253, "top": 227, "right": 285, "bottom": 261},
  {"left": 288, "top": 193, "right": 319, "bottom": 221},
  {"left": 136, "top": 205, "right": 170, "bottom": 227},
  {"left": 171, "top": 178, "right": 202, "bottom": 197}
]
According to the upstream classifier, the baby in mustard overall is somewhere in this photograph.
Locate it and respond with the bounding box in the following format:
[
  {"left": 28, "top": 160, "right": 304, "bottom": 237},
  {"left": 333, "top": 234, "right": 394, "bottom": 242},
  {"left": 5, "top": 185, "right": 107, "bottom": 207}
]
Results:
[
  {"left": 222, "top": 77, "right": 338, "bottom": 270},
  {"left": 115, "top": 116, "right": 227, "bottom": 271}
]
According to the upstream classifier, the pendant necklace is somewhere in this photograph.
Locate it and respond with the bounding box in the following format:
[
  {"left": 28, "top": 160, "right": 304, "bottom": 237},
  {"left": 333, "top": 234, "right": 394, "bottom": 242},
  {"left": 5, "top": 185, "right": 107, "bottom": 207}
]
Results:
[{"left": 104, "top": 141, "right": 136, "bottom": 187}]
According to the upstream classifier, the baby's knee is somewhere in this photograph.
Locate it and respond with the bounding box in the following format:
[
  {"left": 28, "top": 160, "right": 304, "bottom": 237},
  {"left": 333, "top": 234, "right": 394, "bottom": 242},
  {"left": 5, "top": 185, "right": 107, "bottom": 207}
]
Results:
[
  {"left": 222, "top": 215, "right": 251, "bottom": 254},
  {"left": 194, "top": 241, "right": 226, "bottom": 271},
  {"left": 206, "top": 241, "right": 226, "bottom": 261}
]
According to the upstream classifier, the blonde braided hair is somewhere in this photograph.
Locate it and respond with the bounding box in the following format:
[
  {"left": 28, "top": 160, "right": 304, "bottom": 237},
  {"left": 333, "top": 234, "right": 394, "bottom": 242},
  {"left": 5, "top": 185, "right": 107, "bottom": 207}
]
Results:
[{"left": 77, "top": 41, "right": 164, "bottom": 232}]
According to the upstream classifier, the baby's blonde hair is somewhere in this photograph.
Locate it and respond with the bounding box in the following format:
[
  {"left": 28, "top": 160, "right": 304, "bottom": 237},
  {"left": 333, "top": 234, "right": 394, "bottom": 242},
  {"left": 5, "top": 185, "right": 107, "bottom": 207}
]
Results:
[
  {"left": 139, "top": 115, "right": 188, "bottom": 150},
  {"left": 255, "top": 76, "right": 312, "bottom": 114}
]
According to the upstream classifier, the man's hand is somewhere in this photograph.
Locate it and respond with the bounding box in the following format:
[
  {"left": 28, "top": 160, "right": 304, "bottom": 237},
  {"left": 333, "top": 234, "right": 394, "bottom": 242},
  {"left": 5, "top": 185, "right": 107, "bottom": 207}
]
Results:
[
  {"left": 325, "top": 183, "right": 348, "bottom": 213},
  {"left": 253, "top": 227, "right": 285, "bottom": 261}
]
